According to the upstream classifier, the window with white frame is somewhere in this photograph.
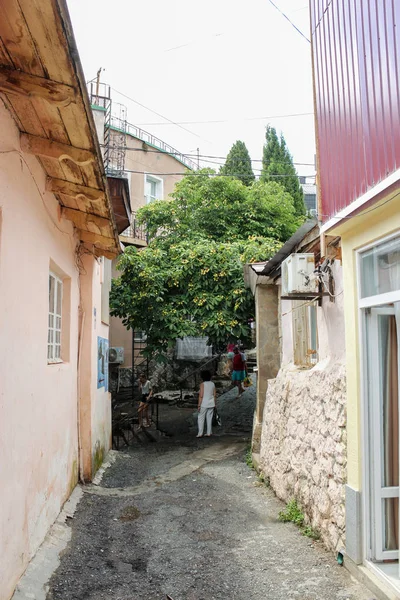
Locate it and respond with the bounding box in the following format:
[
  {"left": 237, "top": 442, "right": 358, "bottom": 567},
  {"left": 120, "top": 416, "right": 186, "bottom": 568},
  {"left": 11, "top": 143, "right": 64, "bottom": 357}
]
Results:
[
  {"left": 145, "top": 175, "right": 163, "bottom": 203},
  {"left": 134, "top": 330, "right": 147, "bottom": 342},
  {"left": 48, "top": 272, "right": 63, "bottom": 363}
]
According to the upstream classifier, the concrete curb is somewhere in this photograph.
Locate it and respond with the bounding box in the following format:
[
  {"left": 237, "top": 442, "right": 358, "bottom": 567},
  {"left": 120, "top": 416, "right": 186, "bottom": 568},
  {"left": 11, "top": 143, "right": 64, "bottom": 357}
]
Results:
[
  {"left": 12, "top": 486, "right": 83, "bottom": 600},
  {"left": 12, "top": 450, "right": 118, "bottom": 600},
  {"left": 343, "top": 555, "right": 398, "bottom": 600}
]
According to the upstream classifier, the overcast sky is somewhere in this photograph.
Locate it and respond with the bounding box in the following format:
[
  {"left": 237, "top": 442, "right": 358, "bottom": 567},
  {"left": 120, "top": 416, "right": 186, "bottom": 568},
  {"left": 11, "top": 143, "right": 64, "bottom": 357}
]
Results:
[{"left": 67, "top": 0, "right": 315, "bottom": 178}]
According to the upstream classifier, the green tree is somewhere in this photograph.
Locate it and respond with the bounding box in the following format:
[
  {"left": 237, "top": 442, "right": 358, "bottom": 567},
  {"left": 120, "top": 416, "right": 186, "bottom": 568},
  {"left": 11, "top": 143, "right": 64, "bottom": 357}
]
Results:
[
  {"left": 110, "top": 171, "right": 300, "bottom": 359},
  {"left": 261, "top": 125, "right": 305, "bottom": 216},
  {"left": 220, "top": 140, "right": 255, "bottom": 186},
  {"left": 138, "top": 170, "right": 299, "bottom": 243},
  {"left": 110, "top": 236, "right": 280, "bottom": 360}
]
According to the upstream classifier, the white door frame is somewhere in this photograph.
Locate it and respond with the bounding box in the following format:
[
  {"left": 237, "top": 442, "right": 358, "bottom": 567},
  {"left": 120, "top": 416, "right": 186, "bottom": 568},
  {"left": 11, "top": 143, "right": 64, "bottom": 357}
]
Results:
[
  {"left": 357, "top": 235, "right": 400, "bottom": 563},
  {"left": 367, "top": 306, "right": 399, "bottom": 561}
]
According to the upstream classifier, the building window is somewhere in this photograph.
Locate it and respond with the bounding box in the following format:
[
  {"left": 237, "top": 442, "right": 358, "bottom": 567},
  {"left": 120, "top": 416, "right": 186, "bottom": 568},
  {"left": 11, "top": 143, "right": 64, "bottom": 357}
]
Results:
[
  {"left": 145, "top": 175, "right": 163, "bottom": 203},
  {"left": 304, "top": 193, "right": 317, "bottom": 213},
  {"left": 134, "top": 330, "right": 147, "bottom": 343},
  {"left": 360, "top": 235, "right": 400, "bottom": 299},
  {"left": 48, "top": 272, "right": 63, "bottom": 363},
  {"left": 292, "top": 300, "right": 318, "bottom": 367}
]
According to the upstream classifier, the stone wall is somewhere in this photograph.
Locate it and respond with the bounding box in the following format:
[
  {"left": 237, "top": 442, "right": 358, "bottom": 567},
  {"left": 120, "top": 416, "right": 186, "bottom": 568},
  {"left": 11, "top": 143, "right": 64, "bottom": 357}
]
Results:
[{"left": 259, "top": 360, "right": 346, "bottom": 552}]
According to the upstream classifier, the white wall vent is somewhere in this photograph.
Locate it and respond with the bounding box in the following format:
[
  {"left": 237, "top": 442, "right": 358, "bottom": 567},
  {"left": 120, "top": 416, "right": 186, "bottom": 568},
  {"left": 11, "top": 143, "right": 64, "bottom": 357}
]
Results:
[
  {"left": 281, "top": 253, "right": 316, "bottom": 295},
  {"left": 108, "top": 347, "right": 124, "bottom": 364}
]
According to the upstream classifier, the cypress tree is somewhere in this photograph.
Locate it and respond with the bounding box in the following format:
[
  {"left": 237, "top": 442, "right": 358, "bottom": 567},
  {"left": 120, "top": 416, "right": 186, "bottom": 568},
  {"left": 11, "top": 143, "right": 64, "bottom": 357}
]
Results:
[
  {"left": 261, "top": 125, "right": 305, "bottom": 216},
  {"left": 220, "top": 140, "right": 255, "bottom": 187}
]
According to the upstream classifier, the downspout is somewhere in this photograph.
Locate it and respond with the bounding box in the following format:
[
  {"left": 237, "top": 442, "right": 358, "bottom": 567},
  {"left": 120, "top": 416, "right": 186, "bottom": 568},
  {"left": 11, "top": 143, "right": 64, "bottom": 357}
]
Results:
[
  {"left": 309, "top": 5, "right": 325, "bottom": 259},
  {"left": 77, "top": 308, "right": 86, "bottom": 484}
]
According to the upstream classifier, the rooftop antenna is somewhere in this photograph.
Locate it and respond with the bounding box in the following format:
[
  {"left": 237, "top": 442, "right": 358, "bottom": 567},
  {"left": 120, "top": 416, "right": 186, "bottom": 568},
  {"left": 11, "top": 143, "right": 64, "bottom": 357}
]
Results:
[{"left": 95, "top": 67, "right": 104, "bottom": 99}]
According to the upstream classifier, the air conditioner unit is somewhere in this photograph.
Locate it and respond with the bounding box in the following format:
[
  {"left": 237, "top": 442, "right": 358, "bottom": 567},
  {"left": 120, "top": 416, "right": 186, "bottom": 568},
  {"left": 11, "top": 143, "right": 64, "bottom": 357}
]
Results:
[
  {"left": 108, "top": 347, "right": 124, "bottom": 364},
  {"left": 281, "top": 253, "right": 316, "bottom": 295}
]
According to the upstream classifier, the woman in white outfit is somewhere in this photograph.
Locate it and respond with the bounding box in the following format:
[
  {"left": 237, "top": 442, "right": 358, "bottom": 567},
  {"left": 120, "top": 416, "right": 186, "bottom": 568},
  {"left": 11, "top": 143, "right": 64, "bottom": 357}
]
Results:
[{"left": 197, "top": 370, "right": 216, "bottom": 438}]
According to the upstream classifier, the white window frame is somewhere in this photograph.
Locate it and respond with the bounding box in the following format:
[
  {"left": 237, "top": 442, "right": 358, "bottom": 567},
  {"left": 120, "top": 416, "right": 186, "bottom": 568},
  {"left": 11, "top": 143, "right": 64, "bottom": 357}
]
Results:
[
  {"left": 358, "top": 231, "right": 400, "bottom": 309},
  {"left": 144, "top": 174, "right": 163, "bottom": 204},
  {"left": 48, "top": 272, "right": 63, "bottom": 364},
  {"left": 134, "top": 330, "right": 147, "bottom": 343},
  {"left": 357, "top": 231, "right": 400, "bottom": 565}
]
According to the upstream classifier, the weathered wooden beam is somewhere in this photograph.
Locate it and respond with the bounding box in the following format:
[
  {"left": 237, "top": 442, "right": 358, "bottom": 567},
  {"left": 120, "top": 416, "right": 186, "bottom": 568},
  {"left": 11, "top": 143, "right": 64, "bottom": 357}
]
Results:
[
  {"left": 94, "top": 248, "right": 119, "bottom": 260},
  {"left": 79, "top": 230, "right": 116, "bottom": 248},
  {"left": 21, "top": 133, "right": 95, "bottom": 166},
  {"left": 0, "top": 66, "right": 76, "bottom": 106},
  {"left": 47, "top": 177, "right": 105, "bottom": 203},
  {"left": 61, "top": 207, "right": 111, "bottom": 232}
]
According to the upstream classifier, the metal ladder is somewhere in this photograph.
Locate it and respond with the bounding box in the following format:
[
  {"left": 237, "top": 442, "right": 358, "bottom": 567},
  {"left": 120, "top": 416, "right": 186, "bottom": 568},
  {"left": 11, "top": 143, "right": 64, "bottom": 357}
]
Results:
[{"left": 103, "top": 97, "right": 112, "bottom": 174}]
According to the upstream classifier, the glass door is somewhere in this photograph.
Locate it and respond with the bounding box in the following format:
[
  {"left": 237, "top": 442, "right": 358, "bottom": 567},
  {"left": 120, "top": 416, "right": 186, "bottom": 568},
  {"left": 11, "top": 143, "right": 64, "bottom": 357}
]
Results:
[{"left": 366, "top": 305, "right": 400, "bottom": 562}]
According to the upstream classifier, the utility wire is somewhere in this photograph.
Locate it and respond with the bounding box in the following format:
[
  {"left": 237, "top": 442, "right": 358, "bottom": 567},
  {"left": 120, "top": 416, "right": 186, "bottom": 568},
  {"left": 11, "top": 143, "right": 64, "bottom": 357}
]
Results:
[
  {"left": 100, "top": 144, "right": 315, "bottom": 167},
  {"left": 135, "top": 112, "right": 314, "bottom": 126},
  {"left": 119, "top": 168, "right": 315, "bottom": 179},
  {"left": 111, "top": 87, "right": 211, "bottom": 144},
  {"left": 267, "top": 0, "right": 311, "bottom": 43}
]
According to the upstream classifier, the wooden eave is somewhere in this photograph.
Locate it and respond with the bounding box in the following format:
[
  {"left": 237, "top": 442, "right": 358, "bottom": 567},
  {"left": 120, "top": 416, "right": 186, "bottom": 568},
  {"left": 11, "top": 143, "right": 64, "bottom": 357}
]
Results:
[
  {"left": 0, "top": 0, "right": 120, "bottom": 257},
  {"left": 107, "top": 176, "right": 131, "bottom": 234}
]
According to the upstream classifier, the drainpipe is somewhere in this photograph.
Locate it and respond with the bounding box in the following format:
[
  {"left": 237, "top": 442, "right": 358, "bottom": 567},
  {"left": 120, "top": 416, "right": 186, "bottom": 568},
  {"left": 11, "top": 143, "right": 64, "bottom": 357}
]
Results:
[
  {"left": 77, "top": 310, "right": 86, "bottom": 484},
  {"left": 131, "top": 329, "right": 135, "bottom": 405}
]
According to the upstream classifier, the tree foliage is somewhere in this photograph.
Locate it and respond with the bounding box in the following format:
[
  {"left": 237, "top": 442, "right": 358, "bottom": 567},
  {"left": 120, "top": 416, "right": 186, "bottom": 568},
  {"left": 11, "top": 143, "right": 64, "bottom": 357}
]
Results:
[
  {"left": 110, "top": 171, "right": 301, "bottom": 359},
  {"left": 261, "top": 125, "right": 305, "bottom": 216},
  {"left": 138, "top": 170, "right": 299, "bottom": 243},
  {"left": 219, "top": 140, "right": 255, "bottom": 186},
  {"left": 111, "top": 236, "right": 281, "bottom": 360}
]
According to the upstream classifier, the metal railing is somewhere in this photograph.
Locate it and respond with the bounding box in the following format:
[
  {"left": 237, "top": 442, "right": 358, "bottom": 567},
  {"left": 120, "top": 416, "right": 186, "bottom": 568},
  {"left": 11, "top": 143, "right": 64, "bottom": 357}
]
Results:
[
  {"left": 89, "top": 84, "right": 197, "bottom": 171},
  {"left": 110, "top": 115, "right": 198, "bottom": 171},
  {"left": 176, "top": 353, "right": 222, "bottom": 402},
  {"left": 121, "top": 211, "right": 148, "bottom": 242}
]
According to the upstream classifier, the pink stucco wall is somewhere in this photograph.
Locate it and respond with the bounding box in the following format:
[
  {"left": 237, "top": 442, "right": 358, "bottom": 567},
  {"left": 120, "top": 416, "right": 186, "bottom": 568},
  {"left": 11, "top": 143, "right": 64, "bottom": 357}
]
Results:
[
  {"left": 0, "top": 99, "right": 111, "bottom": 600},
  {"left": 79, "top": 253, "right": 111, "bottom": 475}
]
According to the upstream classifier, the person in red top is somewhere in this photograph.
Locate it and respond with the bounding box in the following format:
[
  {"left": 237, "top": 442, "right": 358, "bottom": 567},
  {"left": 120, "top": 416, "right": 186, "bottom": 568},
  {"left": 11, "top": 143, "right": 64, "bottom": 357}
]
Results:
[{"left": 232, "top": 346, "right": 247, "bottom": 395}]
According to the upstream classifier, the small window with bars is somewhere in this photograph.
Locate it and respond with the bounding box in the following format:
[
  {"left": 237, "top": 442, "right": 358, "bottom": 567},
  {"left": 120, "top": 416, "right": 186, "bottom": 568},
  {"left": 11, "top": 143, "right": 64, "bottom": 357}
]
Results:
[{"left": 48, "top": 272, "right": 63, "bottom": 363}]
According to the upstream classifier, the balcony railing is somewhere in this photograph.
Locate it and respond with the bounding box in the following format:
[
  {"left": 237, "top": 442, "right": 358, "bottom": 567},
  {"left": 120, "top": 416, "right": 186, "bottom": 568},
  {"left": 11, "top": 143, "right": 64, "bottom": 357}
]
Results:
[
  {"left": 110, "top": 115, "right": 198, "bottom": 172},
  {"left": 121, "top": 212, "right": 148, "bottom": 243},
  {"left": 89, "top": 83, "right": 197, "bottom": 172}
]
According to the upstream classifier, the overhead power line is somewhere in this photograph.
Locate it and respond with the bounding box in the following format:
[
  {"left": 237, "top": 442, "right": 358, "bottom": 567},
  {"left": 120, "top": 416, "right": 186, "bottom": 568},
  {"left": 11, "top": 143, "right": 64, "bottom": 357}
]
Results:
[
  {"left": 100, "top": 144, "right": 315, "bottom": 167},
  {"left": 267, "top": 0, "right": 311, "bottom": 43},
  {"left": 135, "top": 112, "right": 314, "bottom": 126},
  {"left": 120, "top": 168, "right": 315, "bottom": 179},
  {"left": 111, "top": 87, "right": 211, "bottom": 144}
]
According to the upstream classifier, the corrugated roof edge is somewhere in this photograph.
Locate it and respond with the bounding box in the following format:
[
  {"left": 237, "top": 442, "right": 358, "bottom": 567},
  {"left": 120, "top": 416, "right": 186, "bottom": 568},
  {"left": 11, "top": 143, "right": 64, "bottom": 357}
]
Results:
[{"left": 260, "top": 219, "right": 318, "bottom": 277}]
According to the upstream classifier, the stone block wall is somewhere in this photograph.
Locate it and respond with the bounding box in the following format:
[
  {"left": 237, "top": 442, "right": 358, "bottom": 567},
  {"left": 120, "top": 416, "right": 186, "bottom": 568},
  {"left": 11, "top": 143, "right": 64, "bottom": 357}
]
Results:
[{"left": 259, "top": 360, "right": 346, "bottom": 552}]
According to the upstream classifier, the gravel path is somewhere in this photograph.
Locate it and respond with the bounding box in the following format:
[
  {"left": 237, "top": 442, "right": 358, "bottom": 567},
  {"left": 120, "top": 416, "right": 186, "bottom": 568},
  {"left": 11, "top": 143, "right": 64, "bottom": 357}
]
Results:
[{"left": 45, "top": 388, "right": 373, "bottom": 600}]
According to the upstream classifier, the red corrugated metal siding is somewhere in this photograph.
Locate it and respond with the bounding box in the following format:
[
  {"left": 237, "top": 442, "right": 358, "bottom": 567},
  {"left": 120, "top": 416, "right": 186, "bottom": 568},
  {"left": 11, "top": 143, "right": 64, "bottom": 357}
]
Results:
[{"left": 311, "top": 0, "right": 400, "bottom": 222}]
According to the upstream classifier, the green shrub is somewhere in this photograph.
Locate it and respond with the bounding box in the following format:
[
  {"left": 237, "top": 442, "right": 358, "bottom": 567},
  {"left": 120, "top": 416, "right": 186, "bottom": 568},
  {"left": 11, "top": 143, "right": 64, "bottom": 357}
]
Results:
[
  {"left": 258, "top": 473, "right": 270, "bottom": 487},
  {"left": 279, "top": 498, "right": 304, "bottom": 526},
  {"left": 245, "top": 447, "right": 254, "bottom": 469},
  {"left": 302, "top": 525, "right": 321, "bottom": 540},
  {"left": 278, "top": 498, "right": 321, "bottom": 540}
]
